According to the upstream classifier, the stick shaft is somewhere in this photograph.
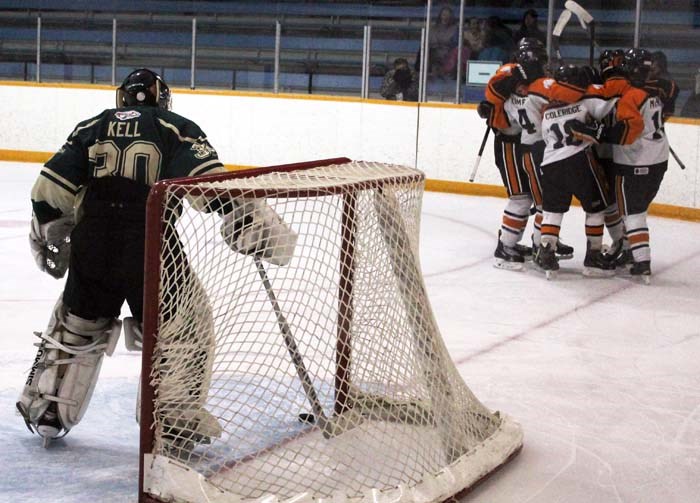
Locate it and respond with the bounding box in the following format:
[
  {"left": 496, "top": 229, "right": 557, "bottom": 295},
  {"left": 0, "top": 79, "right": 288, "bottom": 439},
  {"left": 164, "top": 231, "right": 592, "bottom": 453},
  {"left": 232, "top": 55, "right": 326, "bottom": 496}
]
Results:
[
  {"left": 469, "top": 126, "right": 490, "bottom": 182},
  {"left": 254, "top": 257, "right": 329, "bottom": 427},
  {"left": 670, "top": 145, "right": 686, "bottom": 170}
]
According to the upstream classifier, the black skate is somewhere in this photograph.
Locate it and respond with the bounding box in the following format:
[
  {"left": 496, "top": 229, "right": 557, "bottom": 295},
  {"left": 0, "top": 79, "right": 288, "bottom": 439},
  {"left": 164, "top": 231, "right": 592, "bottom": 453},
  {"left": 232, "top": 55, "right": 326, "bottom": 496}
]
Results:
[
  {"left": 630, "top": 260, "right": 651, "bottom": 284},
  {"left": 583, "top": 244, "right": 616, "bottom": 278},
  {"left": 534, "top": 242, "right": 559, "bottom": 279},
  {"left": 555, "top": 240, "right": 574, "bottom": 260},
  {"left": 494, "top": 238, "right": 525, "bottom": 271},
  {"left": 604, "top": 239, "right": 633, "bottom": 269},
  {"left": 514, "top": 242, "right": 534, "bottom": 261}
]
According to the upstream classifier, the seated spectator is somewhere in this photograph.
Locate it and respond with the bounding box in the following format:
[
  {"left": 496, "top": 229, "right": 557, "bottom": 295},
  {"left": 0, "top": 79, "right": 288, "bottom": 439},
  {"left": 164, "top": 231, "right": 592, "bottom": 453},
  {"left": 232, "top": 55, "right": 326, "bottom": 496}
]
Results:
[
  {"left": 428, "top": 6, "right": 459, "bottom": 79},
  {"left": 681, "top": 68, "right": 700, "bottom": 118},
  {"left": 512, "top": 9, "right": 546, "bottom": 46},
  {"left": 463, "top": 17, "right": 485, "bottom": 57},
  {"left": 380, "top": 58, "right": 419, "bottom": 102},
  {"left": 479, "top": 16, "right": 515, "bottom": 63}
]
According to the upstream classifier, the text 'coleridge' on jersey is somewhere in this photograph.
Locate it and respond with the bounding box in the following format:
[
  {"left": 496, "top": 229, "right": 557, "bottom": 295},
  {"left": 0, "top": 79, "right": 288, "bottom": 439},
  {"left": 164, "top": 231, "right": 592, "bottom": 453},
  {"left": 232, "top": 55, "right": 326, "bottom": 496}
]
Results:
[{"left": 544, "top": 104, "right": 582, "bottom": 121}]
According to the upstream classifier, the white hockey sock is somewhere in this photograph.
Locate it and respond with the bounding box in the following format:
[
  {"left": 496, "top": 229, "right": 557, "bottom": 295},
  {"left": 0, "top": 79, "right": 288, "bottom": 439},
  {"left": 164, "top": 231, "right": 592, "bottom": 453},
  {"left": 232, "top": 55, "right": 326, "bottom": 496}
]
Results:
[
  {"left": 540, "top": 211, "right": 563, "bottom": 248},
  {"left": 585, "top": 212, "right": 605, "bottom": 250},
  {"left": 624, "top": 212, "right": 651, "bottom": 262},
  {"left": 532, "top": 206, "right": 543, "bottom": 247},
  {"left": 500, "top": 196, "right": 532, "bottom": 247},
  {"left": 604, "top": 204, "right": 625, "bottom": 243}
]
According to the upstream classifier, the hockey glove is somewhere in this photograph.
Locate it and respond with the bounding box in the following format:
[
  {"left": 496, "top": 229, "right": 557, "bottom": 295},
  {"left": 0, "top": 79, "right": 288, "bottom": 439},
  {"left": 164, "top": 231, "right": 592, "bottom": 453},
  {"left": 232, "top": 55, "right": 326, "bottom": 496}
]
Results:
[
  {"left": 220, "top": 199, "right": 298, "bottom": 266},
  {"left": 477, "top": 100, "right": 494, "bottom": 120},
  {"left": 29, "top": 214, "right": 74, "bottom": 279},
  {"left": 568, "top": 119, "right": 606, "bottom": 144}
]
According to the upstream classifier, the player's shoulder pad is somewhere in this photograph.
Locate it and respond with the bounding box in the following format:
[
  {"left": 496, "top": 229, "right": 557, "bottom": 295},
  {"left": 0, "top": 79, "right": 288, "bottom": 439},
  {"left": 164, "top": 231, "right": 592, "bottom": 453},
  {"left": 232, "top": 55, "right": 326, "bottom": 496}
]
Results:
[
  {"left": 622, "top": 86, "right": 649, "bottom": 110},
  {"left": 68, "top": 109, "right": 112, "bottom": 139},
  {"left": 155, "top": 108, "right": 207, "bottom": 141}
]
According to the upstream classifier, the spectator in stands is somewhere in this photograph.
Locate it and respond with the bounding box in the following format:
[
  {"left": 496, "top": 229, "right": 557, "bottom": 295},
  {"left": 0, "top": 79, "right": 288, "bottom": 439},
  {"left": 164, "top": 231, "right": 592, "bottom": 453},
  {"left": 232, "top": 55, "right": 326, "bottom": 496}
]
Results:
[
  {"left": 380, "top": 58, "right": 419, "bottom": 102},
  {"left": 428, "top": 6, "right": 459, "bottom": 79},
  {"left": 441, "top": 16, "right": 487, "bottom": 80},
  {"left": 512, "top": 9, "right": 545, "bottom": 46},
  {"left": 681, "top": 68, "right": 700, "bottom": 118},
  {"left": 463, "top": 17, "right": 485, "bottom": 57},
  {"left": 479, "top": 16, "right": 514, "bottom": 63}
]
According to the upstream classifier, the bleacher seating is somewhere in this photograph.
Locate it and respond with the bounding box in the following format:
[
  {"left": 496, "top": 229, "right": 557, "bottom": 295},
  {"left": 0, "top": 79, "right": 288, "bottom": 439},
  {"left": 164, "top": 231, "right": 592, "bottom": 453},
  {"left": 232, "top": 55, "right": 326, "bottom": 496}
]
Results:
[{"left": 0, "top": 1, "right": 698, "bottom": 107}]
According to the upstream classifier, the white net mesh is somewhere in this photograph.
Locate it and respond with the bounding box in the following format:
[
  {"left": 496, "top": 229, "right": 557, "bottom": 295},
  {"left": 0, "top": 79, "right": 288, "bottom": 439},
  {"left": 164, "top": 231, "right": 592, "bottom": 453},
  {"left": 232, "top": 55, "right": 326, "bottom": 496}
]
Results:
[{"left": 142, "top": 161, "right": 522, "bottom": 503}]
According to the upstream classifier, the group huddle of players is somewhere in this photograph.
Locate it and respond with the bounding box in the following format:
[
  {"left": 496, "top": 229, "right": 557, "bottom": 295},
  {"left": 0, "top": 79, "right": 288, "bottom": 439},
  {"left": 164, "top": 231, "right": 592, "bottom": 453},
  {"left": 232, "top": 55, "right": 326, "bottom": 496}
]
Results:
[
  {"left": 478, "top": 38, "right": 678, "bottom": 283},
  {"left": 478, "top": 38, "right": 678, "bottom": 282}
]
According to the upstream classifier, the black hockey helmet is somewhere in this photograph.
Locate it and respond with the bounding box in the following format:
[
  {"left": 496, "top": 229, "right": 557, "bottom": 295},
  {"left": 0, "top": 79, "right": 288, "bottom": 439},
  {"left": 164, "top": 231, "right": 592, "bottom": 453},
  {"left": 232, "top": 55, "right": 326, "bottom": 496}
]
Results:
[
  {"left": 621, "top": 48, "right": 653, "bottom": 86},
  {"left": 598, "top": 49, "right": 624, "bottom": 73},
  {"left": 554, "top": 64, "right": 590, "bottom": 90},
  {"left": 116, "top": 68, "right": 171, "bottom": 110},
  {"left": 514, "top": 38, "right": 548, "bottom": 81}
]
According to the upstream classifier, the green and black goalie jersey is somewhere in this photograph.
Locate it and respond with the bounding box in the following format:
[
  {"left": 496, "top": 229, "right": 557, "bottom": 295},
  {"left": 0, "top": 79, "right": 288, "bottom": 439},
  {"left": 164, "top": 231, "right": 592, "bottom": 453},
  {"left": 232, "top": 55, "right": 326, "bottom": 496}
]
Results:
[{"left": 31, "top": 106, "right": 226, "bottom": 224}]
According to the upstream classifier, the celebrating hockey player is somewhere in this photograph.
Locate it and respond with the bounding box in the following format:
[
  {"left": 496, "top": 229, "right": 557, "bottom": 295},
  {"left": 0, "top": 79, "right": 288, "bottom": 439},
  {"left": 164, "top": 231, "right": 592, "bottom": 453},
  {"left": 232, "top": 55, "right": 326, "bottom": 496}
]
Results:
[
  {"left": 512, "top": 37, "right": 574, "bottom": 261},
  {"left": 568, "top": 49, "right": 671, "bottom": 282},
  {"left": 477, "top": 39, "right": 541, "bottom": 270},
  {"left": 530, "top": 64, "right": 616, "bottom": 279}
]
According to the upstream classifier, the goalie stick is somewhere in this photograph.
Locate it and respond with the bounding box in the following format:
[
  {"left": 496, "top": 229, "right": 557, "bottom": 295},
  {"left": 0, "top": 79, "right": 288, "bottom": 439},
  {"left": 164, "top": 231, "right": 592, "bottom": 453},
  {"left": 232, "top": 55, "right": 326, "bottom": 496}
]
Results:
[
  {"left": 469, "top": 126, "right": 490, "bottom": 182},
  {"left": 254, "top": 256, "right": 332, "bottom": 437}
]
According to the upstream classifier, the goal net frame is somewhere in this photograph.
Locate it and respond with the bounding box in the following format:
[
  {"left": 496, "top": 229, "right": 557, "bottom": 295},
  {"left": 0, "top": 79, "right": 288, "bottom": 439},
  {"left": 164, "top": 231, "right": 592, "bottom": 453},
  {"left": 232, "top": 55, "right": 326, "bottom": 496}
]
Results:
[{"left": 138, "top": 157, "right": 522, "bottom": 503}]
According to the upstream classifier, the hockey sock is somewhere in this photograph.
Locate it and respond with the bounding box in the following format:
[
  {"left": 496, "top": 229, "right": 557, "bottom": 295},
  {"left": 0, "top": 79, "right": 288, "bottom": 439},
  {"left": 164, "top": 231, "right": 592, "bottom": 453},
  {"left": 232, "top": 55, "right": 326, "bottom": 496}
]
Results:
[
  {"left": 604, "top": 204, "right": 625, "bottom": 243},
  {"left": 532, "top": 206, "right": 543, "bottom": 247},
  {"left": 624, "top": 212, "right": 651, "bottom": 262},
  {"left": 500, "top": 196, "right": 532, "bottom": 247},
  {"left": 585, "top": 212, "right": 605, "bottom": 250},
  {"left": 540, "top": 211, "right": 563, "bottom": 248}
]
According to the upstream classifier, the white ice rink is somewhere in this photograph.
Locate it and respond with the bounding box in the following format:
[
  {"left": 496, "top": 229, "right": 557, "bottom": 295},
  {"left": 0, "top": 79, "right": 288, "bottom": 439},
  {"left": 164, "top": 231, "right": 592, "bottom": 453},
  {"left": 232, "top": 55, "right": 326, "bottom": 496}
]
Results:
[{"left": 1, "top": 161, "right": 699, "bottom": 502}]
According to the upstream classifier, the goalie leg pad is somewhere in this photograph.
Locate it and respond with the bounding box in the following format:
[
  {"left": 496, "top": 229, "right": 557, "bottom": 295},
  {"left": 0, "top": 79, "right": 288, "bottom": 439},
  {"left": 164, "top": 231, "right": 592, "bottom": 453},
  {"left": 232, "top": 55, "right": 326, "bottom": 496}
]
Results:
[{"left": 17, "top": 299, "right": 121, "bottom": 438}]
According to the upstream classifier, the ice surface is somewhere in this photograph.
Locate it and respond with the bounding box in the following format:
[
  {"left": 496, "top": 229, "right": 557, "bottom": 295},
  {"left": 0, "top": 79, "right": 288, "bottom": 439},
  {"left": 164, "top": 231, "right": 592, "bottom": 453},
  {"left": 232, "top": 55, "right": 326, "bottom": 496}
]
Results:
[{"left": 1, "top": 162, "right": 699, "bottom": 502}]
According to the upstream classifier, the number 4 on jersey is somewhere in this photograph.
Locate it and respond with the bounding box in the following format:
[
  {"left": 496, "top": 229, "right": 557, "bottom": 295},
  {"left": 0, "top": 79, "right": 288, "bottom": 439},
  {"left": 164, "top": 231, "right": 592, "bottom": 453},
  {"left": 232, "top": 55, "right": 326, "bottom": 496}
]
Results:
[{"left": 517, "top": 110, "right": 536, "bottom": 134}]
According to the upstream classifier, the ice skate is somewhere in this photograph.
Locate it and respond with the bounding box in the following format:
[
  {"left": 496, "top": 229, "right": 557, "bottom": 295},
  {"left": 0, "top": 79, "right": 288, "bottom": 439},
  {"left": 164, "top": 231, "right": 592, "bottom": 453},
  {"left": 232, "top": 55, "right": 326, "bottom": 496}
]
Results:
[
  {"left": 513, "top": 242, "right": 534, "bottom": 261},
  {"left": 604, "top": 239, "right": 633, "bottom": 269},
  {"left": 493, "top": 238, "right": 525, "bottom": 271},
  {"left": 534, "top": 242, "right": 559, "bottom": 280},
  {"left": 555, "top": 240, "right": 574, "bottom": 260},
  {"left": 630, "top": 260, "right": 651, "bottom": 285},
  {"left": 583, "top": 243, "right": 616, "bottom": 278}
]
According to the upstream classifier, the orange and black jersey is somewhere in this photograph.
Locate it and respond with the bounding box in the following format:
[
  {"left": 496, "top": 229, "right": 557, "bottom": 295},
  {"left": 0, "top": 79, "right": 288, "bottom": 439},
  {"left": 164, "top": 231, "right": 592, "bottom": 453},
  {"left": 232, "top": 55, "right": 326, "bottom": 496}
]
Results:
[
  {"left": 523, "top": 77, "right": 588, "bottom": 146},
  {"left": 32, "top": 106, "right": 226, "bottom": 224},
  {"left": 484, "top": 63, "right": 527, "bottom": 133}
]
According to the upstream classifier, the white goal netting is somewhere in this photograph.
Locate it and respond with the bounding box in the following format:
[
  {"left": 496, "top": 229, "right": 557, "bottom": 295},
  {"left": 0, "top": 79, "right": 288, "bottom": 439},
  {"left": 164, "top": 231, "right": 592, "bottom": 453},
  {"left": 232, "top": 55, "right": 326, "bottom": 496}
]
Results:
[{"left": 140, "top": 160, "right": 522, "bottom": 503}]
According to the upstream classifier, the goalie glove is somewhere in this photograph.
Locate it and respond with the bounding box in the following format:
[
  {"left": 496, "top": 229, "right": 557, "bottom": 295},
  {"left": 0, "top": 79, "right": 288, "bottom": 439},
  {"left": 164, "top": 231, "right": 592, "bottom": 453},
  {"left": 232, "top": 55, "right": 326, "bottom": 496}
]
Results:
[
  {"left": 220, "top": 199, "right": 298, "bottom": 266},
  {"left": 567, "top": 119, "right": 606, "bottom": 144},
  {"left": 29, "top": 214, "right": 74, "bottom": 279}
]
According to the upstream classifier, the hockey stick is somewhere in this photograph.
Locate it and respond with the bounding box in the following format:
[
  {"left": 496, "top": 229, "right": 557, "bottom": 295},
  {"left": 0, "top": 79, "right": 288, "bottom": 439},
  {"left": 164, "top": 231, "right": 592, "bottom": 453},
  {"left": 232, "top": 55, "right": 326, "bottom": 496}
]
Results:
[
  {"left": 553, "top": 1, "right": 596, "bottom": 66},
  {"left": 551, "top": 8, "right": 572, "bottom": 64},
  {"left": 469, "top": 126, "right": 490, "bottom": 182},
  {"left": 254, "top": 256, "right": 332, "bottom": 436},
  {"left": 565, "top": 1, "right": 595, "bottom": 66},
  {"left": 670, "top": 145, "right": 686, "bottom": 170}
]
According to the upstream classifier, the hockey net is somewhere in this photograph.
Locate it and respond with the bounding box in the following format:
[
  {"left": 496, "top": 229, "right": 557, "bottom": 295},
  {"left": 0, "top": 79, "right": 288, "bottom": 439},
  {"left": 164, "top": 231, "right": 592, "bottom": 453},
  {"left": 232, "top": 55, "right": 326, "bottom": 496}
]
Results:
[{"left": 139, "top": 158, "right": 523, "bottom": 503}]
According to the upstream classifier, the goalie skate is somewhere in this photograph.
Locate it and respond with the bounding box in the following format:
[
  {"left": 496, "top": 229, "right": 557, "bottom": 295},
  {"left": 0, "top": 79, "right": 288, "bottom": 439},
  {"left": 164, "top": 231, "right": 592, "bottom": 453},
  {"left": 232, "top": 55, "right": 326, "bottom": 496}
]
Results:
[{"left": 16, "top": 299, "right": 120, "bottom": 446}]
